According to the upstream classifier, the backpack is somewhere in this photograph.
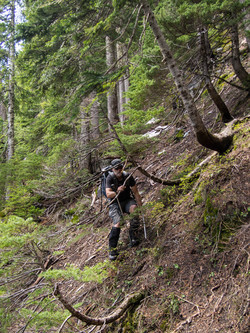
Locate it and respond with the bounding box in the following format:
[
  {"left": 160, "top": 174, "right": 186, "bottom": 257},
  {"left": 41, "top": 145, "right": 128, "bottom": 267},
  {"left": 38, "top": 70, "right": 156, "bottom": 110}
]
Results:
[
  {"left": 99, "top": 167, "right": 130, "bottom": 209},
  {"left": 100, "top": 166, "right": 112, "bottom": 198}
]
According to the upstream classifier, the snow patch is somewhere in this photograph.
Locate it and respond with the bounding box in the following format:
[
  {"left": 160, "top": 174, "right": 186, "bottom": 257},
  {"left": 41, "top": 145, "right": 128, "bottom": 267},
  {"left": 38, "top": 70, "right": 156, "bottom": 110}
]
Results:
[
  {"left": 146, "top": 118, "right": 160, "bottom": 125},
  {"left": 143, "top": 125, "right": 170, "bottom": 138}
]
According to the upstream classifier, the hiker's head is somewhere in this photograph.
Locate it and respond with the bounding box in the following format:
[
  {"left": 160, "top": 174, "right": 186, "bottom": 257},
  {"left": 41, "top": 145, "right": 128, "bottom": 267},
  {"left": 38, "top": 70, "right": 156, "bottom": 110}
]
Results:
[{"left": 111, "top": 159, "right": 123, "bottom": 174}]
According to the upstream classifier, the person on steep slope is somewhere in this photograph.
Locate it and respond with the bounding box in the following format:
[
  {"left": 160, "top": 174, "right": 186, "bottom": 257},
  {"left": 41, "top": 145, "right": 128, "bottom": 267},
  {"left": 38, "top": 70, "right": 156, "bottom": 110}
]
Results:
[{"left": 106, "top": 159, "right": 142, "bottom": 261}]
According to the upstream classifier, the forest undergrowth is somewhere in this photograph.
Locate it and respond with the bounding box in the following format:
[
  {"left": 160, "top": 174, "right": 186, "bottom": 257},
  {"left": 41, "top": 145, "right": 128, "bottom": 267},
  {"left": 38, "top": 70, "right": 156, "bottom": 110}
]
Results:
[{"left": 1, "top": 83, "right": 249, "bottom": 333}]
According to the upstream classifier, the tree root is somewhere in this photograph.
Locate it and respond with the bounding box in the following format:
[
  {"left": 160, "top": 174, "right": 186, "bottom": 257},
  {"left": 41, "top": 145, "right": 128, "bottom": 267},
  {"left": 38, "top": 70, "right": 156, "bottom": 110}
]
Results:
[{"left": 54, "top": 284, "right": 145, "bottom": 325}]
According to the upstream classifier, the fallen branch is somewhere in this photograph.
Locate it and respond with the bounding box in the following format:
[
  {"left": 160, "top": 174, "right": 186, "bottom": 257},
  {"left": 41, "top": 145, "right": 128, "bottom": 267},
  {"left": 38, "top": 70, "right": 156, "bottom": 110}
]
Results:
[{"left": 54, "top": 284, "right": 145, "bottom": 325}]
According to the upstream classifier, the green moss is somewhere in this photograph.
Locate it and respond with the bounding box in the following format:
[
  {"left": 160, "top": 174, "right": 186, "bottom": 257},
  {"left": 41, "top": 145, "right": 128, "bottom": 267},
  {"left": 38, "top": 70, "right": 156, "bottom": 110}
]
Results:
[
  {"left": 122, "top": 308, "right": 139, "bottom": 332},
  {"left": 193, "top": 180, "right": 209, "bottom": 205},
  {"left": 174, "top": 129, "right": 184, "bottom": 142}
]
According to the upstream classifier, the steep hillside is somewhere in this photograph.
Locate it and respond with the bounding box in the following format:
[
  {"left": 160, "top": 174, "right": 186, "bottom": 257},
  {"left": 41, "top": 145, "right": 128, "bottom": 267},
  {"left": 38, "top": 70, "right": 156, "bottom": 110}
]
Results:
[{"left": 34, "top": 87, "right": 250, "bottom": 333}]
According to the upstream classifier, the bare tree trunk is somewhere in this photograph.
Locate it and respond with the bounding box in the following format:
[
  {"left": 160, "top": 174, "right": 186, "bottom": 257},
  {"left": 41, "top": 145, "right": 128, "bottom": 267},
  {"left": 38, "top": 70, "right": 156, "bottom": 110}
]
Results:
[
  {"left": 80, "top": 98, "right": 92, "bottom": 172},
  {"left": 231, "top": 22, "right": 250, "bottom": 90},
  {"left": 140, "top": 0, "right": 233, "bottom": 154},
  {"left": 0, "top": 102, "right": 7, "bottom": 122},
  {"left": 89, "top": 91, "right": 100, "bottom": 140},
  {"left": 106, "top": 35, "right": 119, "bottom": 129},
  {"left": 116, "top": 42, "right": 126, "bottom": 125},
  {"left": 240, "top": 0, "right": 250, "bottom": 50},
  {"left": 7, "top": 0, "right": 15, "bottom": 161},
  {"left": 89, "top": 91, "right": 100, "bottom": 174},
  {"left": 79, "top": 92, "right": 100, "bottom": 173},
  {"left": 200, "top": 28, "right": 233, "bottom": 123},
  {"left": 124, "top": 69, "right": 130, "bottom": 105},
  {"left": 117, "top": 76, "right": 126, "bottom": 125},
  {"left": 116, "top": 42, "right": 130, "bottom": 125}
]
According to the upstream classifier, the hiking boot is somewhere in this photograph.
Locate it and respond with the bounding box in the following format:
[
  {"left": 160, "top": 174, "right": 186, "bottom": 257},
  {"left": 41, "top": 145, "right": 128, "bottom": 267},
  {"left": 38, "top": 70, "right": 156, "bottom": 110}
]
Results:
[
  {"left": 108, "top": 227, "right": 120, "bottom": 260},
  {"left": 109, "top": 248, "right": 119, "bottom": 261}
]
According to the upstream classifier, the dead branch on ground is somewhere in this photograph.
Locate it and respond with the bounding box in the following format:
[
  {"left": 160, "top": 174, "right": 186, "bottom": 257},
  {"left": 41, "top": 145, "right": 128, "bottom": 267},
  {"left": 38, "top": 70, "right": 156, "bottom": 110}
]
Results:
[{"left": 54, "top": 284, "right": 145, "bottom": 325}]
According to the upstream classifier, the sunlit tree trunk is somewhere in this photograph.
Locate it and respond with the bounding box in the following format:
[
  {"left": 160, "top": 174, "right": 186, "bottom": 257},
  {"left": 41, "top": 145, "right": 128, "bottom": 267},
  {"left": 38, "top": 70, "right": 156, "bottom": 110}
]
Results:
[
  {"left": 240, "top": 0, "right": 250, "bottom": 50},
  {"left": 231, "top": 22, "right": 250, "bottom": 90},
  {"left": 0, "top": 102, "right": 7, "bottom": 122},
  {"left": 140, "top": 0, "right": 233, "bottom": 153},
  {"left": 117, "top": 77, "right": 126, "bottom": 125},
  {"left": 116, "top": 42, "right": 127, "bottom": 125},
  {"left": 7, "top": 0, "right": 15, "bottom": 161},
  {"left": 124, "top": 69, "right": 130, "bottom": 105},
  {"left": 106, "top": 35, "right": 119, "bottom": 130},
  {"left": 200, "top": 28, "right": 233, "bottom": 123}
]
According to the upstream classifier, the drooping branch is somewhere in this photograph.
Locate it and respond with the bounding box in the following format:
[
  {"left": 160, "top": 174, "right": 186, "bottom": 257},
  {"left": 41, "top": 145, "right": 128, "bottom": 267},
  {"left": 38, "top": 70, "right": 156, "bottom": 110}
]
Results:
[{"left": 54, "top": 284, "right": 145, "bottom": 325}]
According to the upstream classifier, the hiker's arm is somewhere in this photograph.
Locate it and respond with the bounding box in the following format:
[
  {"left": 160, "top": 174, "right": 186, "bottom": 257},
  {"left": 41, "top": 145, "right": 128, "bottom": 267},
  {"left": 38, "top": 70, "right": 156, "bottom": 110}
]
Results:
[
  {"left": 106, "top": 187, "right": 116, "bottom": 199},
  {"left": 131, "top": 185, "right": 142, "bottom": 207},
  {"left": 106, "top": 186, "right": 126, "bottom": 199}
]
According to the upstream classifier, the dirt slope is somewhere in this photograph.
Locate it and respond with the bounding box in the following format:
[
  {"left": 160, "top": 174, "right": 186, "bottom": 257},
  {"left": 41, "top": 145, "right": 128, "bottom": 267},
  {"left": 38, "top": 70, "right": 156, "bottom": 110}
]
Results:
[{"left": 51, "top": 87, "right": 249, "bottom": 333}]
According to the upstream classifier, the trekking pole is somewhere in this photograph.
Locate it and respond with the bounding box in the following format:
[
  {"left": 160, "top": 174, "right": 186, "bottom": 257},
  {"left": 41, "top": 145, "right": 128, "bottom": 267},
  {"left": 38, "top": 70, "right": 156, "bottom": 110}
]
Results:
[{"left": 141, "top": 211, "right": 147, "bottom": 240}]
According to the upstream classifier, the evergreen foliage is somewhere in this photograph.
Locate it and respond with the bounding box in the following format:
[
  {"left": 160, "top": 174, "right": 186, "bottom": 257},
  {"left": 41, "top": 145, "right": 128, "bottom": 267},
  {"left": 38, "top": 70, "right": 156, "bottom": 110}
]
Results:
[{"left": 0, "top": 1, "right": 248, "bottom": 330}]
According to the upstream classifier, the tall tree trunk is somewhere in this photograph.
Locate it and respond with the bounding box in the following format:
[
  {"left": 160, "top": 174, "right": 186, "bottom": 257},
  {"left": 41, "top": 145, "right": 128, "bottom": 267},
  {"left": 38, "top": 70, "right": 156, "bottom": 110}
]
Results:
[
  {"left": 80, "top": 98, "right": 92, "bottom": 172},
  {"left": 117, "top": 76, "right": 126, "bottom": 125},
  {"left": 231, "top": 22, "right": 250, "bottom": 90},
  {"left": 140, "top": 0, "right": 233, "bottom": 154},
  {"left": 106, "top": 35, "right": 119, "bottom": 129},
  {"left": 200, "top": 28, "right": 233, "bottom": 123},
  {"left": 89, "top": 91, "right": 100, "bottom": 174},
  {"left": 0, "top": 102, "right": 7, "bottom": 122},
  {"left": 7, "top": 0, "right": 15, "bottom": 161},
  {"left": 89, "top": 91, "right": 100, "bottom": 140},
  {"left": 0, "top": 102, "right": 7, "bottom": 160},
  {"left": 239, "top": 0, "right": 250, "bottom": 50},
  {"left": 124, "top": 68, "right": 130, "bottom": 105},
  {"left": 116, "top": 42, "right": 127, "bottom": 125}
]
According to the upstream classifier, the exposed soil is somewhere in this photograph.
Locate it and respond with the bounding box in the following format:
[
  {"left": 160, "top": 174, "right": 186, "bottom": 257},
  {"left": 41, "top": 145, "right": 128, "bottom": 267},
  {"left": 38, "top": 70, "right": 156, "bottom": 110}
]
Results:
[{"left": 47, "top": 86, "right": 250, "bottom": 332}]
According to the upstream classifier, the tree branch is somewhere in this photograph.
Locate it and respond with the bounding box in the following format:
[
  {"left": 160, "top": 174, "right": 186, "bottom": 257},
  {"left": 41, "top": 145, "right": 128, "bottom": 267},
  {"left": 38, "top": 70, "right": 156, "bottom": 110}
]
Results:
[
  {"left": 107, "top": 119, "right": 181, "bottom": 186},
  {"left": 54, "top": 284, "right": 145, "bottom": 325}
]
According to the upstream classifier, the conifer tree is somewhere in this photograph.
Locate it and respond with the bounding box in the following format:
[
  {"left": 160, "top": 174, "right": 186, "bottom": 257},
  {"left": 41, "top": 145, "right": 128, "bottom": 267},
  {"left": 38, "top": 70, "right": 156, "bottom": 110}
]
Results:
[
  {"left": 106, "top": 34, "right": 119, "bottom": 128},
  {"left": 199, "top": 27, "right": 233, "bottom": 123},
  {"left": 0, "top": 0, "right": 16, "bottom": 160},
  {"left": 140, "top": 0, "right": 233, "bottom": 153},
  {"left": 7, "top": 0, "right": 15, "bottom": 160}
]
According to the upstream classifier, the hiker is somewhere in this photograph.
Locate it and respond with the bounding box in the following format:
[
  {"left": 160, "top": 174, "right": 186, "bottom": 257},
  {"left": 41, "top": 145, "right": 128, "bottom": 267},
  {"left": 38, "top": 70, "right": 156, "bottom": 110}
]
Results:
[{"left": 106, "top": 159, "right": 142, "bottom": 260}]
